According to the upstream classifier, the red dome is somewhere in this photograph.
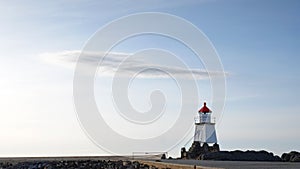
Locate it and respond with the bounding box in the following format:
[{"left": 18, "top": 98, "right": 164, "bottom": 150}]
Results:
[{"left": 198, "top": 102, "right": 211, "bottom": 113}]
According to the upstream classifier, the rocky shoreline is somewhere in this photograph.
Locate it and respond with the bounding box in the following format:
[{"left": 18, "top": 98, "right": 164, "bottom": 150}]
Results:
[
  {"left": 181, "top": 141, "right": 299, "bottom": 162},
  {"left": 0, "top": 160, "right": 154, "bottom": 169},
  {"left": 182, "top": 150, "right": 300, "bottom": 162},
  {"left": 200, "top": 150, "right": 281, "bottom": 161}
]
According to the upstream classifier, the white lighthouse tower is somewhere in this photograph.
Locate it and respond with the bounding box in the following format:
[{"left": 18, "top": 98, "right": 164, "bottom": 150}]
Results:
[
  {"left": 181, "top": 102, "right": 219, "bottom": 159},
  {"left": 194, "top": 102, "right": 217, "bottom": 144}
]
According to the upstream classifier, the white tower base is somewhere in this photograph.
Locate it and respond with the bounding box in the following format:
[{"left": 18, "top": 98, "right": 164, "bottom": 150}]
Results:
[{"left": 194, "top": 123, "right": 217, "bottom": 143}]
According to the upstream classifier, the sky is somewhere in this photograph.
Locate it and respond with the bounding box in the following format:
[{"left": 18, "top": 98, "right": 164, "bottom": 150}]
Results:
[{"left": 0, "top": 0, "right": 299, "bottom": 157}]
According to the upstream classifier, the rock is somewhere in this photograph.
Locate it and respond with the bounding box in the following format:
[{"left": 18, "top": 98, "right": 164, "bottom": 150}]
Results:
[
  {"left": 291, "top": 155, "right": 300, "bottom": 162},
  {"left": 281, "top": 151, "right": 300, "bottom": 162},
  {"left": 282, "top": 153, "right": 291, "bottom": 161},
  {"left": 181, "top": 147, "right": 187, "bottom": 159},
  {"left": 132, "top": 161, "right": 141, "bottom": 168},
  {"left": 186, "top": 142, "right": 221, "bottom": 159},
  {"left": 202, "top": 150, "right": 282, "bottom": 161}
]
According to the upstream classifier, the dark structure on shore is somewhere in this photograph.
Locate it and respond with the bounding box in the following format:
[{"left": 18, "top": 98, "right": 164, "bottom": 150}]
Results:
[{"left": 181, "top": 102, "right": 220, "bottom": 159}]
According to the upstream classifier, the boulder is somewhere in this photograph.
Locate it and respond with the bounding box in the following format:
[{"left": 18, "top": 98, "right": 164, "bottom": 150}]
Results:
[{"left": 281, "top": 151, "right": 300, "bottom": 162}]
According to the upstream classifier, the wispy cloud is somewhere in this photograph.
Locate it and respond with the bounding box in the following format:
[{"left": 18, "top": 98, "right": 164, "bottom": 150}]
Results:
[{"left": 40, "top": 50, "right": 227, "bottom": 79}]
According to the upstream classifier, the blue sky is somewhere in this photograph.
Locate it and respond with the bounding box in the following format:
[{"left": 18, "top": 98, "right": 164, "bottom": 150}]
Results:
[{"left": 0, "top": 0, "right": 299, "bottom": 157}]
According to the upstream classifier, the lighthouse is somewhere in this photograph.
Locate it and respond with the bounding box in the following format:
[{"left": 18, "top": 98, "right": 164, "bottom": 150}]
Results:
[
  {"left": 194, "top": 102, "right": 217, "bottom": 143},
  {"left": 181, "top": 102, "right": 220, "bottom": 159}
]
